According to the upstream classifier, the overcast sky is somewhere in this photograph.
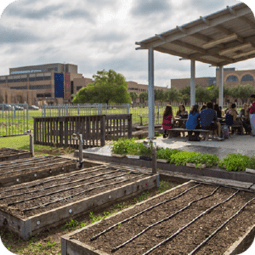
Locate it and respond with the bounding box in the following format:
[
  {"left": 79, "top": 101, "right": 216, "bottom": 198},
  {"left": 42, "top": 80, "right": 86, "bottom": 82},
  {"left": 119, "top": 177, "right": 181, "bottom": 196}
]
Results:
[{"left": 0, "top": 0, "right": 254, "bottom": 88}]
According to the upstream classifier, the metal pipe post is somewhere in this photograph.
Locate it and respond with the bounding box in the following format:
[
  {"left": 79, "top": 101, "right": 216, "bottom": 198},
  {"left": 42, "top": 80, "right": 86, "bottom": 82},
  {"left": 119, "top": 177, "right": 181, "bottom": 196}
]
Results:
[
  {"left": 79, "top": 134, "right": 83, "bottom": 168},
  {"left": 190, "top": 60, "right": 196, "bottom": 106},
  {"left": 29, "top": 130, "right": 34, "bottom": 157},
  {"left": 218, "top": 66, "right": 224, "bottom": 108},
  {"left": 148, "top": 48, "right": 155, "bottom": 140}
]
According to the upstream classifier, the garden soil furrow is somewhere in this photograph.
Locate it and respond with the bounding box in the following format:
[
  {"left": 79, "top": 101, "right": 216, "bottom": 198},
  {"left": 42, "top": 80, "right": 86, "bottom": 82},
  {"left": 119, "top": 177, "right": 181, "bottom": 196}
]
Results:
[
  {"left": 70, "top": 183, "right": 255, "bottom": 255},
  {"left": 0, "top": 167, "right": 147, "bottom": 218}
]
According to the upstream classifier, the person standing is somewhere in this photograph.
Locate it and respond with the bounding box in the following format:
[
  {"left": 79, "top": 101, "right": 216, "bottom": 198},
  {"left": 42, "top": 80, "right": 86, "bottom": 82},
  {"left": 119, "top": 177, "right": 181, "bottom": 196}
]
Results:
[
  {"left": 250, "top": 95, "right": 255, "bottom": 136},
  {"left": 185, "top": 104, "right": 200, "bottom": 140}
]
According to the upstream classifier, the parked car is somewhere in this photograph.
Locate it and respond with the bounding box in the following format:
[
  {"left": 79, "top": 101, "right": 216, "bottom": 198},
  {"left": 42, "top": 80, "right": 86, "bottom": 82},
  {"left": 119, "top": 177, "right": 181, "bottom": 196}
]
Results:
[
  {"left": 1, "top": 104, "right": 14, "bottom": 111},
  {"left": 14, "top": 105, "right": 24, "bottom": 110},
  {"left": 28, "top": 105, "right": 39, "bottom": 110}
]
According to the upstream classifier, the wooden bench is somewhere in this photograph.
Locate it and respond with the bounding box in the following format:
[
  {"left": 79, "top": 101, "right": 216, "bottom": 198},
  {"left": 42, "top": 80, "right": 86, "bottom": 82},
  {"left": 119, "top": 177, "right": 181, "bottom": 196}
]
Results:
[{"left": 167, "top": 128, "right": 212, "bottom": 141}]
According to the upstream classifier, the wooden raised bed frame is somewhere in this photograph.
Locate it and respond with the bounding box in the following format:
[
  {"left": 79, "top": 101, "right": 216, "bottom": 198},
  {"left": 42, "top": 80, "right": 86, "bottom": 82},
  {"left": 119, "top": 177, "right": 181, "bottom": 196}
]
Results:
[
  {"left": 0, "top": 147, "right": 31, "bottom": 162},
  {"left": 0, "top": 168, "right": 159, "bottom": 240}
]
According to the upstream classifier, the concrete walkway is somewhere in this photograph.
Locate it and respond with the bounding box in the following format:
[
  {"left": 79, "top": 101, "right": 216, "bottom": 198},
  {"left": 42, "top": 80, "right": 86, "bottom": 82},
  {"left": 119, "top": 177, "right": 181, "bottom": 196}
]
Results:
[{"left": 81, "top": 135, "right": 255, "bottom": 159}]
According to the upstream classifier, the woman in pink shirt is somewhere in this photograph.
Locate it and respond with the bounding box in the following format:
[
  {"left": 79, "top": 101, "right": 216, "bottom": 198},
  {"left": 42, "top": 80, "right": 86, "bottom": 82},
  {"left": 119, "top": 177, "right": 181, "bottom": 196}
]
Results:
[
  {"left": 162, "top": 104, "right": 175, "bottom": 138},
  {"left": 250, "top": 95, "right": 255, "bottom": 136}
]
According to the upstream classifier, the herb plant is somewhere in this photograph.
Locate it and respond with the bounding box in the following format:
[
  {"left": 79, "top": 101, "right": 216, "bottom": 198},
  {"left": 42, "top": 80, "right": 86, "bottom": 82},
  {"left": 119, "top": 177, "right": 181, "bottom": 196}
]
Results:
[
  {"left": 156, "top": 148, "right": 180, "bottom": 160},
  {"left": 186, "top": 153, "right": 218, "bottom": 168},
  {"left": 218, "top": 153, "right": 250, "bottom": 171}
]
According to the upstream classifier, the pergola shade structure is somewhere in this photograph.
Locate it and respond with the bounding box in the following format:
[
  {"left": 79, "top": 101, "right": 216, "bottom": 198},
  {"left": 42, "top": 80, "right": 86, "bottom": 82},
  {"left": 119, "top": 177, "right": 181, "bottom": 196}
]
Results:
[{"left": 136, "top": 3, "right": 255, "bottom": 139}]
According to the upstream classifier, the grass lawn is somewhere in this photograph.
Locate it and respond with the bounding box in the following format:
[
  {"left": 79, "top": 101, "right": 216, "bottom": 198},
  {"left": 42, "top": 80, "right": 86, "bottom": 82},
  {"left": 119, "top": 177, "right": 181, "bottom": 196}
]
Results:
[{"left": 0, "top": 135, "right": 75, "bottom": 157}]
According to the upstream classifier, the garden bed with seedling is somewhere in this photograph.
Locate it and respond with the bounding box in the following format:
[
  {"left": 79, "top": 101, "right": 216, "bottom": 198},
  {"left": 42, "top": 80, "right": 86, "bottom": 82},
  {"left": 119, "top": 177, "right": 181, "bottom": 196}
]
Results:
[
  {"left": 77, "top": 138, "right": 255, "bottom": 184},
  {"left": 0, "top": 147, "right": 31, "bottom": 162},
  {"left": 62, "top": 181, "right": 255, "bottom": 255},
  {"left": 0, "top": 156, "right": 85, "bottom": 187},
  {"left": 0, "top": 164, "right": 159, "bottom": 240}
]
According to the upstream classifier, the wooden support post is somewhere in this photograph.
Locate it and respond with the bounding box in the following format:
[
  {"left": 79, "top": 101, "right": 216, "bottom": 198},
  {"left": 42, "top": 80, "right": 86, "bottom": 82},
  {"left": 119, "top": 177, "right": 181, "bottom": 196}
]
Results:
[
  {"left": 100, "top": 116, "right": 106, "bottom": 147},
  {"left": 29, "top": 130, "right": 34, "bottom": 157},
  {"left": 59, "top": 121, "right": 63, "bottom": 147},
  {"left": 128, "top": 114, "right": 132, "bottom": 139},
  {"left": 151, "top": 144, "right": 157, "bottom": 174},
  {"left": 64, "top": 120, "right": 68, "bottom": 147},
  {"left": 79, "top": 134, "right": 83, "bottom": 168}
]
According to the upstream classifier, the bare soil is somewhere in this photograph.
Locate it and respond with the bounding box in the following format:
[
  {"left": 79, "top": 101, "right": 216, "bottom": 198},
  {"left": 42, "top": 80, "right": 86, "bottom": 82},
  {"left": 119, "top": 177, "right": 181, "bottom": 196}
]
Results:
[
  {"left": 73, "top": 182, "right": 255, "bottom": 255},
  {"left": 0, "top": 156, "right": 76, "bottom": 179},
  {"left": 0, "top": 165, "right": 147, "bottom": 218},
  {"left": 0, "top": 176, "right": 181, "bottom": 255}
]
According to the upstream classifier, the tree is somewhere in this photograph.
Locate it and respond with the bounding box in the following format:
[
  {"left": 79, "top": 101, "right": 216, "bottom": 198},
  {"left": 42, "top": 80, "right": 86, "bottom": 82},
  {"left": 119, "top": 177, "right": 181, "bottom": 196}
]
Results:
[
  {"left": 167, "top": 87, "right": 180, "bottom": 104},
  {"left": 155, "top": 89, "right": 168, "bottom": 102},
  {"left": 72, "top": 69, "right": 131, "bottom": 104},
  {"left": 230, "top": 84, "right": 255, "bottom": 104},
  {"left": 196, "top": 85, "right": 211, "bottom": 103},
  {"left": 129, "top": 92, "right": 138, "bottom": 102},
  {"left": 139, "top": 92, "right": 148, "bottom": 103},
  {"left": 179, "top": 85, "right": 190, "bottom": 105}
]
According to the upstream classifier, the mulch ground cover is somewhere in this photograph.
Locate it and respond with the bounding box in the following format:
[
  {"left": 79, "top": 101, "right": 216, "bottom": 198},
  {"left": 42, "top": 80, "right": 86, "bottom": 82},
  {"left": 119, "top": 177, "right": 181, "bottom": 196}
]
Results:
[
  {"left": 72, "top": 182, "right": 255, "bottom": 255},
  {"left": 0, "top": 165, "right": 147, "bottom": 219}
]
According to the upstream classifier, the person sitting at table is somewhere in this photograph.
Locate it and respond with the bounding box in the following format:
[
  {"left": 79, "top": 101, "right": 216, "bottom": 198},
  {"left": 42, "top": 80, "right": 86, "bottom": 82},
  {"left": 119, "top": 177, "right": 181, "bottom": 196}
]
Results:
[
  {"left": 249, "top": 94, "right": 255, "bottom": 136},
  {"left": 200, "top": 104, "right": 207, "bottom": 112},
  {"left": 200, "top": 102, "right": 221, "bottom": 138},
  {"left": 185, "top": 104, "right": 200, "bottom": 140},
  {"left": 240, "top": 103, "right": 251, "bottom": 134},
  {"left": 214, "top": 104, "right": 222, "bottom": 118},
  {"left": 225, "top": 103, "right": 243, "bottom": 135},
  {"left": 162, "top": 104, "right": 175, "bottom": 138},
  {"left": 225, "top": 102, "right": 238, "bottom": 116},
  {"left": 176, "top": 104, "right": 188, "bottom": 118}
]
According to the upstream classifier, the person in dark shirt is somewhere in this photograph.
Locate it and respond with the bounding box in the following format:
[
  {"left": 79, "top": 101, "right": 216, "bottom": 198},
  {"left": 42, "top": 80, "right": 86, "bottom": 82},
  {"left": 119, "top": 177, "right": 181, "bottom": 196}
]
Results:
[
  {"left": 200, "top": 102, "right": 221, "bottom": 138},
  {"left": 250, "top": 94, "right": 255, "bottom": 136},
  {"left": 185, "top": 104, "right": 200, "bottom": 139},
  {"left": 240, "top": 103, "right": 251, "bottom": 134},
  {"left": 214, "top": 104, "right": 222, "bottom": 118}
]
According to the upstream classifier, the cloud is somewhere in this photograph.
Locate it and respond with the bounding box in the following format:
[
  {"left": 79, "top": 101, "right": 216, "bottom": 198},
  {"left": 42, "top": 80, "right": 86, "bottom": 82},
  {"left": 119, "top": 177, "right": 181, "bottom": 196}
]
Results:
[
  {"left": 130, "top": 0, "right": 172, "bottom": 17},
  {"left": 3, "top": 3, "right": 62, "bottom": 20},
  {"left": 0, "top": 25, "right": 41, "bottom": 44}
]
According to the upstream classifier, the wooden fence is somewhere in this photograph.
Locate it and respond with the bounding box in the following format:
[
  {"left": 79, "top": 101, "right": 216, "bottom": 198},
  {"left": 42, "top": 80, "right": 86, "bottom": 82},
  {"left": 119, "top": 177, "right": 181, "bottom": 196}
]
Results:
[{"left": 33, "top": 114, "right": 132, "bottom": 148}]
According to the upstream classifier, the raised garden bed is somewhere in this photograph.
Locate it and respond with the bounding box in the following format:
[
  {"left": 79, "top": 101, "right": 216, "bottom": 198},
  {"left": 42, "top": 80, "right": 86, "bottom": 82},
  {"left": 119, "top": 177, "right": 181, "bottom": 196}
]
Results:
[
  {"left": 0, "top": 164, "right": 159, "bottom": 240},
  {"left": 0, "top": 147, "right": 31, "bottom": 162},
  {"left": 76, "top": 151, "right": 255, "bottom": 184},
  {"left": 0, "top": 156, "right": 87, "bottom": 187},
  {"left": 61, "top": 181, "right": 255, "bottom": 255}
]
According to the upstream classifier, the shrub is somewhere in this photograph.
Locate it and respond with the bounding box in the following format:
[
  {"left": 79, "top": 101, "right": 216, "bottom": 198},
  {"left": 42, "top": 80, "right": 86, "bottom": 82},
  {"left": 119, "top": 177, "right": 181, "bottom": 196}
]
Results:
[
  {"left": 246, "top": 156, "right": 255, "bottom": 170},
  {"left": 169, "top": 151, "right": 199, "bottom": 166},
  {"left": 186, "top": 153, "right": 218, "bottom": 168},
  {"left": 156, "top": 148, "right": 181, "bottom": 160}
]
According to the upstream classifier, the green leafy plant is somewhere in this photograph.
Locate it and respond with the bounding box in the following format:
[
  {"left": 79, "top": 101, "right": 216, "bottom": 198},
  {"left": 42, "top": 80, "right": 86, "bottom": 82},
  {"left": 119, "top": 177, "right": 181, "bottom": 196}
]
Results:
[
  {"left": 246, "top": 156, "right": 255, "bottom": 170},
  {"left": 156, "top": 148, "right": 180, "bottom": 160},
  {"left": 169, "top": 151, "right": 199, "bottom": 166},
  {"left": 186, "top": 153, "right": 218, "bottom": 168},
  {"left": 65, "top": 219, "right": 79, "bottom": 229},
  {"left": 159, "top": 180, "right": 172, "bottom": 193},
  {"left": 218, "top": 153, "right": 250, "bottom": 171}
]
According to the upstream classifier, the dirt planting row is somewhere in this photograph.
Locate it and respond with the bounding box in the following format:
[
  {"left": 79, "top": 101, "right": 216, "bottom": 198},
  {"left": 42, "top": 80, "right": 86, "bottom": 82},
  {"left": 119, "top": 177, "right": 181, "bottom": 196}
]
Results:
[
  {"left": 72, "top": 182, "right": 255, "bottom": 255},
  {"left": 0, "top": 165, "right": 147, "bottom": 219}
]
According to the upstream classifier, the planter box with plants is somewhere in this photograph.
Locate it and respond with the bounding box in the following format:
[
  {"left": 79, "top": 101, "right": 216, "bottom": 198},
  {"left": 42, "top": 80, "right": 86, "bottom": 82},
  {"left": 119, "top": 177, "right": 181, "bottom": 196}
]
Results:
[{"left": 78, "top": 138, "right": 255, "bottom": 184}]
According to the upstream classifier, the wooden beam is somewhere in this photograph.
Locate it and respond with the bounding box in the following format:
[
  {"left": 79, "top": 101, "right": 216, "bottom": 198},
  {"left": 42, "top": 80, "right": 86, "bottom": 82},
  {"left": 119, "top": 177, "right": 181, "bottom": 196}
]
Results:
[
  {"left": 171, "top": 40, "right": 206, "bottom": 54},
  {"left": 239, "top": 16, "right": 255, "bottom": 29},
  {"left": 219, "top": 43, "right": 252, "bottom": 55},
  {"left": 214, "top": 25, "right": 232, "bottom": 35},
  {"left": 200, "top": 16, "right": 211, "bottom": 26},
  {"left": 227, "top": 6, "right": 236, "bottom": 16},
  {"left": 176, "top": 26, "right": 187, "bottom": 34},
  {"left": 202, "top": 33, "right": 243, "bottom": 49},
  {"left": 155, "top": 34, "right": 166, "bottom": 42},
  {"left": 155, "top": 47, "right": 189, "bottom": 59},
  {"left": 190, "top": 33, "right": 210, "bottom": 42},
  {"left": 232, "top": 49, "right": 255, "bottom": 59}
]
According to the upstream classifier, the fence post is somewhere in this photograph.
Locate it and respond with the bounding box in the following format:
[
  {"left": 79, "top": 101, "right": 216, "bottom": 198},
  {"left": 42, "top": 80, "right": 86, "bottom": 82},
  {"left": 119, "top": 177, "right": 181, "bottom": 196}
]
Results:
[
  {"left": 78, "top": 104, "right": 80, "bottom": 116},
  {"left": 127, "top": 104, "right": 130, "bottom": 114},
  {"left": 100, "top": 115, "right": 106, "bottom": 146},
  {"left": 98, "top": 104, "right": 102, "bottom": 115},
  {"left": 29, "top": 130, "right": 34, "bottom": 157},
  {"left": 26, "top": 103, "right": 29, "bottom": 130},
  {"left": 66, "top": 104, "right": 68, "bottom": 116},
  {"left": 128, "top": 114, "right": 132, "bottom": 139},
  {"left": 43, "top": 104, "right": 46, "bottom": 117},
  {"left": 14, "top": 105, "right": 16, "bottom": 119},
  {"left": 157, "top": 103, "right": 159, "bottom": 124},
  {"left": 58, "top": 105, "right": 61, "bottom": 116},
  {"left": 59, "top": 119, "right": 63, "bottom": 147}
]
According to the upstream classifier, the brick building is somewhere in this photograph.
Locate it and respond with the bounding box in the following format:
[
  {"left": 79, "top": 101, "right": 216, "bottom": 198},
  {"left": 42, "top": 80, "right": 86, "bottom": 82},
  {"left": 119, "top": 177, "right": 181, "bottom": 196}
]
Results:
[{"left": 171, "top": 67, "right": 255, "bottom": 104}]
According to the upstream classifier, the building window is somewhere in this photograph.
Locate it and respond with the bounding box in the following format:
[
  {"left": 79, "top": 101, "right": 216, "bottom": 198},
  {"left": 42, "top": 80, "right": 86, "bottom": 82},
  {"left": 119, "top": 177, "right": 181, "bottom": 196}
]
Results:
[
  {"left": 44, "top": 76, "right": 51, "bottom": 80},
  {"left": 20, "top": 78, "right": 28, "bottom": 82},
  {"left": 71, "top": 81, "right": 74, "bottom": 94},
  {"left": 44, "top": 93, "right": 52, "bottom": 97},
  {"left": 241, "top": 74, "right": 254, "bottom": 82},
  {"left": 29, "top": 77, "right": 36, "bottom": 81},
  {"left": 35, "top": 77, "right": 44, "bottom": 81},
  {"left": 10, "top": 86, "right": 27, "bottom": 90},
  {"left": 29, "top": 85, "right": 52, "bottom": 90},
  {"left": 0, "top": 80, "right": 6, "bottom": 83},
  {"left": 226, "top": 75, "right": 238, "bottom": 82},
  {"left": 77, "top": 86, "right": 82, "bottom": 91},
  {"left": 36, "top": 94, "right": 44, "bottom": 98}
]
